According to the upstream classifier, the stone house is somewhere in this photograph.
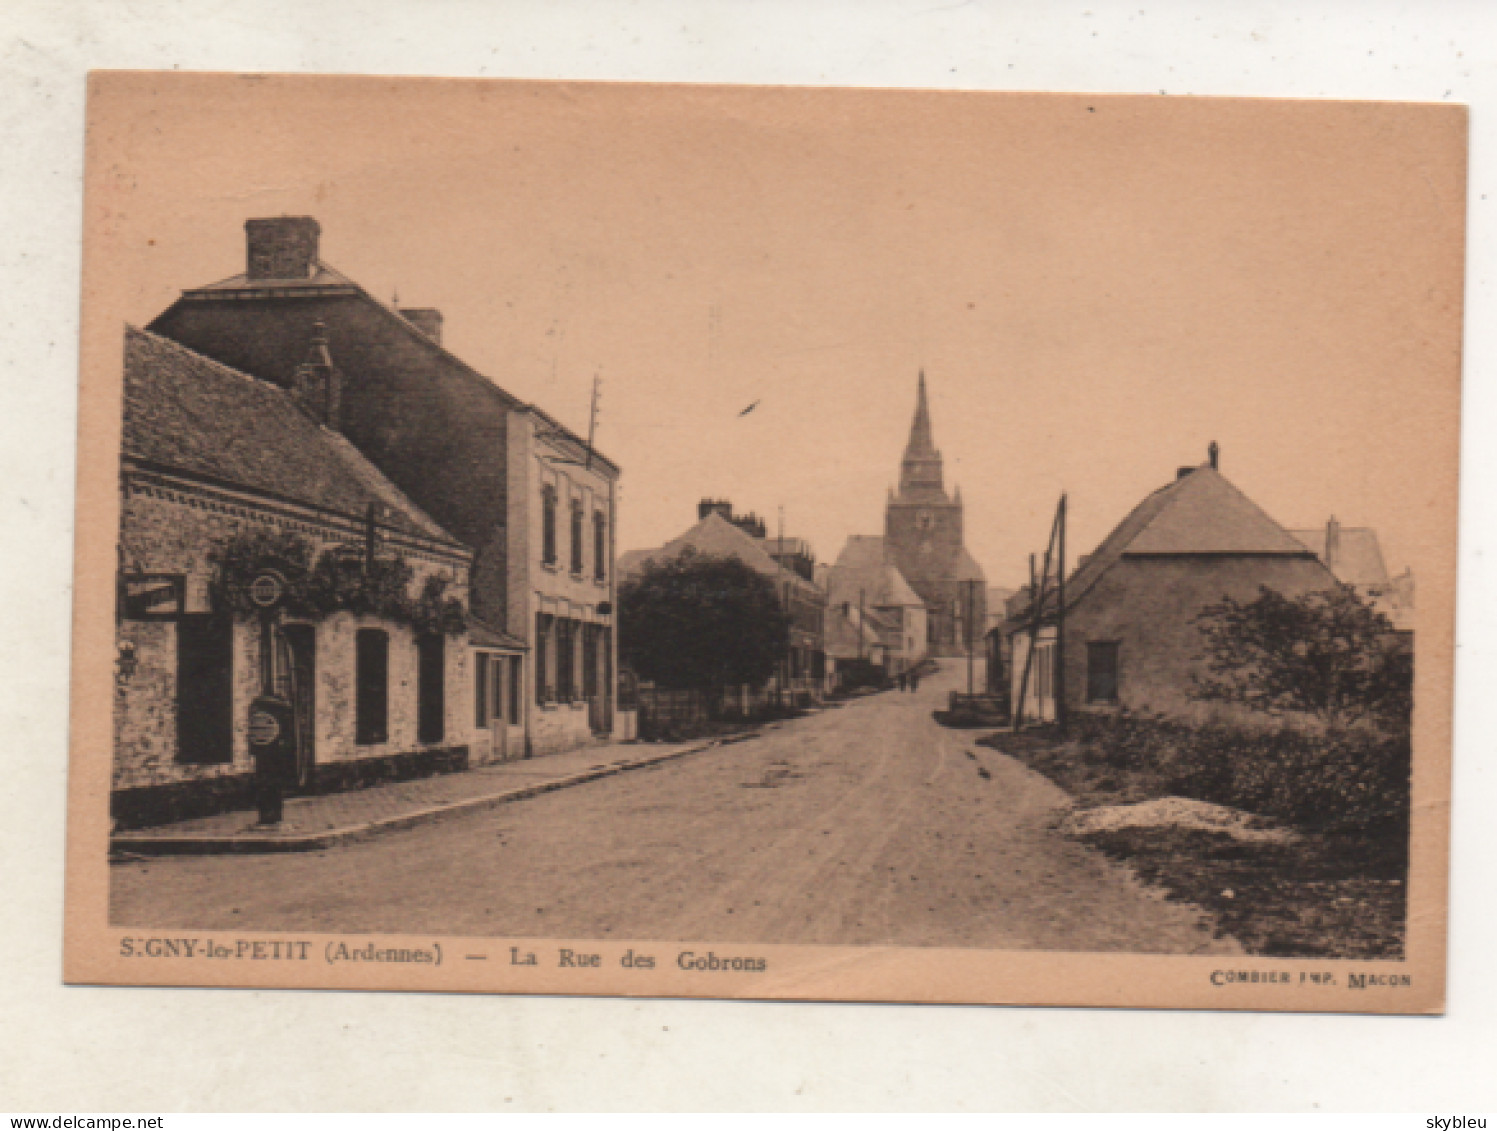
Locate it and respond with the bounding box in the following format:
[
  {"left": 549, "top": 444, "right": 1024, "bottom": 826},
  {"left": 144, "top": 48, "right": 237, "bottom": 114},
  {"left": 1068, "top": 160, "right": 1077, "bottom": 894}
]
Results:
[
  {"left": 1289, "top": 517, "right": 1414, "bottom": 632},
  {"left": 146, "top": 216, "right": 620, "bottom": 758},
  {"left": 617, "top": 501, "right": 827, "bottom": 699},
  {"left": 113, "top": 328, "right": 475, "bottom": 828},
  {"left": 825, "top": 534, "right": 929, "bottom": 677},
  {"left": 1008, "top": 450, "right": 1339, "bottom": 722}
]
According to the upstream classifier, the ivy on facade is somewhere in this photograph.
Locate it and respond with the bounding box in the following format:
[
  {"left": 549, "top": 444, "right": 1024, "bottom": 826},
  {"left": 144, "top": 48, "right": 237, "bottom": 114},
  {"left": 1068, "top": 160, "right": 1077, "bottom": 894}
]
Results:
[{"left": 208, "top": 529, "right": 466, "bottom": 636}]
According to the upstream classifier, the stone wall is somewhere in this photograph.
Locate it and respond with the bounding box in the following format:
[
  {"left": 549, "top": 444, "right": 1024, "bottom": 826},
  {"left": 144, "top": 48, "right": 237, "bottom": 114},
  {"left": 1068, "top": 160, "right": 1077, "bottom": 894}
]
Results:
[
  {"left": 114, "top": 473, "right": 473, "bottom": 793},
  {"left": 1063, "top": 555, "right": 1338, "bottom": 718}
]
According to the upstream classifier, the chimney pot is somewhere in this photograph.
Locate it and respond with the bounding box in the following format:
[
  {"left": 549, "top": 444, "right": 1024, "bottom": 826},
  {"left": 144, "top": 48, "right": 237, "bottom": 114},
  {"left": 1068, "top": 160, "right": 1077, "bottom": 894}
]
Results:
[
  {"left": 399, "top": 307, "right": 443, "bottom": 345},
  {"left": 1208, "top": 440, "right": 1220, "bottom": 469},
  {"left": 245, "top": 216, "right": 321, "bottom": 281}
]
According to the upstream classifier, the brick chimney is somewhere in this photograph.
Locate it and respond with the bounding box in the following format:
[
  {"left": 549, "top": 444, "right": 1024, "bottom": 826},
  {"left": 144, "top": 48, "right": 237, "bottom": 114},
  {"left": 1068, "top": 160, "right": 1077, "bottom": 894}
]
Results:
[
  {"left": 698, "top": 498, "right": 734, "bottom": 522},
  {"left": 291, "top": 322, "right": 341, "bottom": 431},
  {"left": 399, "top": 307, "right": 443, "bottom": 345},
  {"left": 246, "top": 216, "right": 321, "bottom": 281},
  {"left": 1325, "top": 516, "right": 1341, "bottom": 572}
]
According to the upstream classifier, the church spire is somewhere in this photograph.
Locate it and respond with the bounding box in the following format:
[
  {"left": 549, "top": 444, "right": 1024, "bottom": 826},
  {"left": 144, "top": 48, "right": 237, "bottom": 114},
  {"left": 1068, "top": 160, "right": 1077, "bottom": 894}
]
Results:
[
  {"left": 898, "top": 370, "right": 946, "bottom": 500},
  {"left": 906, "top": 369, "right": 937, "bottom": 458}
]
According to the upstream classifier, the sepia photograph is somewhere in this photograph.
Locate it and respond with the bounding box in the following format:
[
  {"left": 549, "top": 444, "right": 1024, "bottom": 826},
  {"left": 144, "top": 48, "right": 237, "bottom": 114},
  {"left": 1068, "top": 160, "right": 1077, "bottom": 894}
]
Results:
[{"left": 65, "top": 72, "right": 1463, "bottom": 1011}]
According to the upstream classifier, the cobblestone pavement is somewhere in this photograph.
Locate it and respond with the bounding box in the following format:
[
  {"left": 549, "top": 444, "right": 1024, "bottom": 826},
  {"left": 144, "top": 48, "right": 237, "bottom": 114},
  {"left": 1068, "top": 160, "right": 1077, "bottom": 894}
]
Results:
[{"left": 111, "top": 662, "right": 1242, "bottom": 954}]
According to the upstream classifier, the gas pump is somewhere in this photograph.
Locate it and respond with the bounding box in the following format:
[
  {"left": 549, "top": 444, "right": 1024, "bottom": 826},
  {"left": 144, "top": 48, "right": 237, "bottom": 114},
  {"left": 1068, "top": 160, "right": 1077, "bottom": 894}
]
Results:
[{"left": 247, "top": 568, "right": 295, "bottom": 825}]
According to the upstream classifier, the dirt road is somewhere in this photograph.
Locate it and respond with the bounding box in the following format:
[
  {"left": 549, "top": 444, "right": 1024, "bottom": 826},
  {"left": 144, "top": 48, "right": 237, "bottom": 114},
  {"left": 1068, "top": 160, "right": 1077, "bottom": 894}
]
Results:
[{"left": 112, "top": 662, "right": 1239, "bottom": 954}]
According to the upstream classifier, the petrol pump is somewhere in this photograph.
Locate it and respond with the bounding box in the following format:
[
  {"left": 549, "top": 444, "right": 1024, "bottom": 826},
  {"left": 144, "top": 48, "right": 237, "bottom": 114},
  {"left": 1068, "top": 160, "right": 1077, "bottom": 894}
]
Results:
[{"left": 246, "top": 568, "right": 296, "bottom": 824}]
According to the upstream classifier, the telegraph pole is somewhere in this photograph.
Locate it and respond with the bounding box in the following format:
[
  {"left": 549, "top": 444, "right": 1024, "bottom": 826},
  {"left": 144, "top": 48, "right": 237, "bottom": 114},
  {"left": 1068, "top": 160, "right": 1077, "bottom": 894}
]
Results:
[
  {"left": 966, "top": 579, "right": 976, "bottom": 696},
  {"left": 584, "top": 374, "right": 601, "bottom": 472},
  {"left": 1055, "top": 494, "right": 1068, "bottom": 735}
]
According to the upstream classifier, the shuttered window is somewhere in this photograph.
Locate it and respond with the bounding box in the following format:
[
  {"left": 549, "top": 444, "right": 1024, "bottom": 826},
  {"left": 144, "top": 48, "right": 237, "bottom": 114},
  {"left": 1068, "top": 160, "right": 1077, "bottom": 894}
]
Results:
[
  {"left": 1087, "top": 641, "right": 1120, "bottom": 703},
  {"left": 474, "top": 652, "right": 489, "bottom": 727},
  {"left": 175, "top": 615, "right": 234, "bottom": 764},
  {"left": 417, "top": 634, "right": 445, "bottom": 744},
  {"left": 355, "top": 629, "right": 389, "bottom": 745}
]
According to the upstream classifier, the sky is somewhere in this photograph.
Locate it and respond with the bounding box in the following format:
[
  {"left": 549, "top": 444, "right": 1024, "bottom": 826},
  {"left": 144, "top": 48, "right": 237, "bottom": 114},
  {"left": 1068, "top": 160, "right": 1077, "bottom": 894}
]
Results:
[{"left": 89, "top": 74, "right": 1465, "bottom": 589}]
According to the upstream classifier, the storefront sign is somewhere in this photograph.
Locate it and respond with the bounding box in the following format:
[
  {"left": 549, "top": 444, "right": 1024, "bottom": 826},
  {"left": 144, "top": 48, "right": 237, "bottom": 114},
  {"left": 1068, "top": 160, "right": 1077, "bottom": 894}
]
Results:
[{"left": 119, "top": 574, "right": 185, "bottom": 620}]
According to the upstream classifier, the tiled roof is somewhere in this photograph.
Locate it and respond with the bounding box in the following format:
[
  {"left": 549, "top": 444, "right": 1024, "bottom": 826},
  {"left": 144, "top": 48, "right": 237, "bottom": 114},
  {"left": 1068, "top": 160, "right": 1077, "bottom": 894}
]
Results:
[
  {"left": 618, "top": 513, "right": 823, "bottom": 596},
  {"left": 122, "top": 326, "right": 462, "bottom": 548},
  {"left": 827, "top": 536, "right": 925, "bottom": 608},
  {"left": 172, "top": 258, "right": 618, "bottom": 476},
  {"left": 1049, "top": 464, "right": 1326, "bottom": 618},
  {"left": 1287, "top": 526, "right": 1391, "bottom": 590},
  {"left": 468, "top": 617, "right": 529, "bottom": 650}
]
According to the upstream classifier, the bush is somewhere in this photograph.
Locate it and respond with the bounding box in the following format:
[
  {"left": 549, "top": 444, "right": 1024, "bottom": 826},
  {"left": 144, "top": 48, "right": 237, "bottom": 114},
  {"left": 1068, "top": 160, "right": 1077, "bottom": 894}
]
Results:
[{"left": 1073, "top": 711, "right": 1410, "bottom": 833}]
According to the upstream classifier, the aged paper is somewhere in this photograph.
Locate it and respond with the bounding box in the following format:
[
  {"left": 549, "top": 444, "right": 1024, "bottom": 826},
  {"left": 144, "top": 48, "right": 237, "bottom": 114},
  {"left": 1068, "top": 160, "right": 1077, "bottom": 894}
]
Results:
[{"left": 66, "top": 72, "right": 1464, "bottom": 1013}]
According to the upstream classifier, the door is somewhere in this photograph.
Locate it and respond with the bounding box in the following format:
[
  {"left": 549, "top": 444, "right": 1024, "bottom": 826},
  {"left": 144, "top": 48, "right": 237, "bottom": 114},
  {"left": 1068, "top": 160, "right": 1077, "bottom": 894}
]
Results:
[
  {"left": 489, "top": 656, "right": 509, "bottom": 761},
  {"left": 279, "top": 623, "right": 317, "bottom": 791},
  {"left": 583, "top": 624, "right": 604, "bottom": 733}
]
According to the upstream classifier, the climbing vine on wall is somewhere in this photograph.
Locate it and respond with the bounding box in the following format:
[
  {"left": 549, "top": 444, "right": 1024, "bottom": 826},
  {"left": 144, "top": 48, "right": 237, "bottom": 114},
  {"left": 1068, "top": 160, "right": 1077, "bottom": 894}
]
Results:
[{"left": 209, "top": 529, "right": 467, "bottom": 636}]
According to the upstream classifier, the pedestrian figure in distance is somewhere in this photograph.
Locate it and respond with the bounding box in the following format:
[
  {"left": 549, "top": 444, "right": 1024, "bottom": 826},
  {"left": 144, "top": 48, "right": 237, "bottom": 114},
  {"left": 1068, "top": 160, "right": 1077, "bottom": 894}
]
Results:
[
  {"left": 910, "top": 669, "right": 921, "bottom": 693},
  {"left": 898, "top": 671, "right": 908, "bottom": 693}
]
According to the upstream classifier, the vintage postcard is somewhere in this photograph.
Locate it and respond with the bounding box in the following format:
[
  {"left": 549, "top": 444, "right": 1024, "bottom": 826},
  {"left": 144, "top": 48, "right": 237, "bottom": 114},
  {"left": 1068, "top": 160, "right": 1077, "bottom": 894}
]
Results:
[{"left": 65, "top": 73, "right": 1464, "bottom": 1012}]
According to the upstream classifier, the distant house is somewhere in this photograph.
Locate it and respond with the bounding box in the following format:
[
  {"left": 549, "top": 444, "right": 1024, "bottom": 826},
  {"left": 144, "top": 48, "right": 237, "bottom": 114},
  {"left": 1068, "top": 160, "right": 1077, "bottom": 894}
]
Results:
[
  {"left": 114, "top": 328, "right": 475, "bottom": 828},
  {"left": 1008, "top": 450, "right": 1339, "bottom": 722},
  {"left": 823, "top": 602, "right": 890, "bottom": 683},
  {"left": 618, "top": 501, "right": 827, "bottom": 697},
  {"left": 825, "top": 535, "right": 929, "bottom": 677},
  {"left": 1289, "top": 518, "right": 1414, "bottom": 632}
]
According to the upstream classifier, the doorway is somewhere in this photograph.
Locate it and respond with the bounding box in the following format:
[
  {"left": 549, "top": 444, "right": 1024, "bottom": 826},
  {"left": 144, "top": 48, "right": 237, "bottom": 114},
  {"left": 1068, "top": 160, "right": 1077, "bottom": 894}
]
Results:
[{"left": 278, "top": 623, "right": 317, "bottom": 791}]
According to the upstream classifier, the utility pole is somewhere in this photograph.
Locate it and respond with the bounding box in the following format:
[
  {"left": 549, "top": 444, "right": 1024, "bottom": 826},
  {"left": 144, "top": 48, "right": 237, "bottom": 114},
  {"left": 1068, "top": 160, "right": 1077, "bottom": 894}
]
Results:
[
  {"left": 858, "top": 587, "right": 866, "bottom": 662},
  {"left": 778, "top": 505, "right": 789, "bottom": 703},
  {"left": 1012, "top": 498, "right": 1064, "bottom": 732},
  {"left": 1055, "top": 493, "right": 1068, "bottom": 735},
  {"left": 584, "top": 374, "right": 601, "bottom": 472},
  {"left": 966, "top": 579, "right": 976, "bottom": 696}
]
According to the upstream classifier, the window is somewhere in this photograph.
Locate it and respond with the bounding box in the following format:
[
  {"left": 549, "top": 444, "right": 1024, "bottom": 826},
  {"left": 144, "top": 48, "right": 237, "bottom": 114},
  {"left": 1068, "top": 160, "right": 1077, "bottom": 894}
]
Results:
[
  {"left": 535, "top": 613, "right": 553, "bottom": 704},
  {"left": 474, "top": 652, "right": 489, "bottom": 727},
  {"left": 541, "top": 485, "right": 558, "bottom": 566},
  {"left": 1087, "top": 641, "right": 1120, "bottom": 704},
  {"left": 175, "top": 615, "right": 234, "bottom": 764},
  {"left": 556, "top": 618, "right": 577, "bottom": 702},
  {"left": 355, "top": 629, "right": 389, "bottom": 744},
  {"left": 570, "top": 499, "right": 584, "bottom": 575},
  {"left": 593, "top": 510, "right": 607, "bottom": 581},
  {"left": 417, "top": 634, "right": 445, "bottom": 744}
]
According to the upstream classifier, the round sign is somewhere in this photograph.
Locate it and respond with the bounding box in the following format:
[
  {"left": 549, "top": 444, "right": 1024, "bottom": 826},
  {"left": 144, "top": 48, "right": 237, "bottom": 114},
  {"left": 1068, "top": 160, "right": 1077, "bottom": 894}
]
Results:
[
  {"left": 248, "top": 570, "right": 286, "bottom": 609},
  {"left": 248, "top": 709, "right": 281, "bottom": 746}
]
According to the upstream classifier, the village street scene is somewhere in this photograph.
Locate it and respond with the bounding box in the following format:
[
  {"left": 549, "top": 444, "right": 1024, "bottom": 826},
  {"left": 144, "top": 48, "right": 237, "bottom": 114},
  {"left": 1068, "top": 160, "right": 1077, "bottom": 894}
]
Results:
[{"left": 108, "top": 213, "right": 1416, "bottom": 959}]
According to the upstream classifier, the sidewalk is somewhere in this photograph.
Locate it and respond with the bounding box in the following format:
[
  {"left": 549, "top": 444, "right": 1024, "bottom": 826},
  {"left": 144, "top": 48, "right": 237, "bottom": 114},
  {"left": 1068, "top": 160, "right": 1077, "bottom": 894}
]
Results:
[{"left": 110, "top": 734, "right": 758, "bottom": 856}]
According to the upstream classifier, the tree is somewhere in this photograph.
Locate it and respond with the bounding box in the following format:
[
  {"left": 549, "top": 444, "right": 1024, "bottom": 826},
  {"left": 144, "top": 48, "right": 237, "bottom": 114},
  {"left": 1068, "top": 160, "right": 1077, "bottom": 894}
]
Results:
[
  {"left": 1193, "top": 584, "right": 1412, "bottom": 727},
  {"left": 619, "top": 547, "right": 792, "bottom": 697}
]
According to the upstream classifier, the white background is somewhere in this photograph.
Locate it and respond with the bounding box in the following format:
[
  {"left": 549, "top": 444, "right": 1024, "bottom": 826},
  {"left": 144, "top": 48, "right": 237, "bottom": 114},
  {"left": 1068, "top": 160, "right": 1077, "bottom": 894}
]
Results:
[{"left": 2, "top": 0, "right": 1494, "bottom": 1113}]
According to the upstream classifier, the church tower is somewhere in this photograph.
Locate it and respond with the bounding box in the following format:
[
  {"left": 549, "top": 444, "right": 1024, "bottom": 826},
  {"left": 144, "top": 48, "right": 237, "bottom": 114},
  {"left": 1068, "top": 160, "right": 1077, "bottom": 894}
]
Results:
[{"left": 884, "top": 372, "right": 985, "bottom": 653}]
